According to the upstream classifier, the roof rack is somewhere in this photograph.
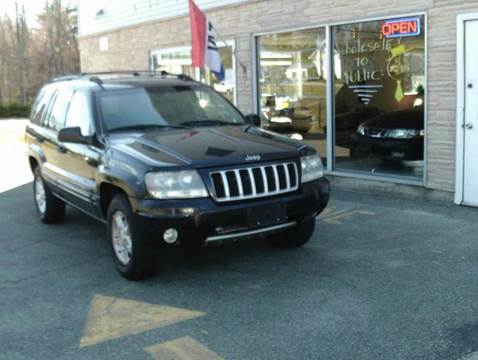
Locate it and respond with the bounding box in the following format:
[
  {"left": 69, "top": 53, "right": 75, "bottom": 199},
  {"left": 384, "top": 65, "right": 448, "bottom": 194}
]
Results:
[{"left": 50, "top": 71, "right": 195, "bottom": 85}]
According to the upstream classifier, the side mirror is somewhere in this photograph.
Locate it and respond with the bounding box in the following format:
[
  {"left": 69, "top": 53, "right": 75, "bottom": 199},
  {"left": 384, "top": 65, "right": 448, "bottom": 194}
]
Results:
[
  {"left": 58, "top": 127, "right": 87, "bottom": 144},
  {"left": 245, "top": 114, "right": 261, "bottom": 127}
]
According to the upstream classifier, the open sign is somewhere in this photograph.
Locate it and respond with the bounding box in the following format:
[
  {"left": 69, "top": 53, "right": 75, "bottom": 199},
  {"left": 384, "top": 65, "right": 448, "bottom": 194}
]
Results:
[{"left": 381, "top": 17, "right": 421, "bottom": 38}]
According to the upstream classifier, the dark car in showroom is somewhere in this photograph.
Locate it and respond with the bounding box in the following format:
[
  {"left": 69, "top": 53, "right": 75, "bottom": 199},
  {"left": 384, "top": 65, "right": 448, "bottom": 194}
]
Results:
[
  {"left": 25, "top": 71, "right": 330, "bottom": 280},
  {"left": 351, "top": 108, "right": 424, "bottom": 161}
]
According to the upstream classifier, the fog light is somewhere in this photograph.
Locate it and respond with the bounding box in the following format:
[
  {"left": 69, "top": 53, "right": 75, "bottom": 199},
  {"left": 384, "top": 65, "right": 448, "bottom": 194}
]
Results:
[{"left": 163, "top": 228, "right": 178, "bottom": 244}]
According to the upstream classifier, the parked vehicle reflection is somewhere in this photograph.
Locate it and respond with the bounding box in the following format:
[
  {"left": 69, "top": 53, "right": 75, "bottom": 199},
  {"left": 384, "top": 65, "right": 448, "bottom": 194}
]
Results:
[{"left": 351, "top": 108, "right": 424, "bottom": 162}]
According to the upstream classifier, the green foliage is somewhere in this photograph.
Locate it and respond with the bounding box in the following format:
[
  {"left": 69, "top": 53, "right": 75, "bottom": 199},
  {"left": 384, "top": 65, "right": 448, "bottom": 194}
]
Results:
[
  {"left": 0, "top": 103, "right": 31, "bottom": 118},
  {"left": 0, "top": 1, "right": 79, "bottom": 107}
]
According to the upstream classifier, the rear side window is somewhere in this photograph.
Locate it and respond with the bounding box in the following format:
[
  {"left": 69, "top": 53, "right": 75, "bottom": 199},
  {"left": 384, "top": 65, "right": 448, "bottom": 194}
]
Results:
[
  {"left": 65, "top": 91, "right": 93, "bottom": 136},
  {"left": 31, "top": 86, "right": 55, "bottom": 126},
  {"left": 46, "top": 88, "right": 74, "bottom": 132}
]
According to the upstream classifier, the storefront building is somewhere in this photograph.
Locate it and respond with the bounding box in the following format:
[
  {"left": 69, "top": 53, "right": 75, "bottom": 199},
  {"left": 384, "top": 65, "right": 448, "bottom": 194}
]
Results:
[{"left": 78, "top": 0, "right": 478, "bottom": 206}]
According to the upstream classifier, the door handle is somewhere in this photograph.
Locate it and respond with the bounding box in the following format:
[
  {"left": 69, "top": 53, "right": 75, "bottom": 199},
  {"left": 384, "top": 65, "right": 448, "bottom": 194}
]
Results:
[
  {"left": 57, "top": 144, "right": 67, "bottom": 153},
  {"left": 462, "top": 123, "right": 474, "bottom": 130},
  {"left": 29, "top": 129, "right": 44, "bottom": 143},
  {"left": 85, "top": 156, "right": 99, "bottom": 167}
]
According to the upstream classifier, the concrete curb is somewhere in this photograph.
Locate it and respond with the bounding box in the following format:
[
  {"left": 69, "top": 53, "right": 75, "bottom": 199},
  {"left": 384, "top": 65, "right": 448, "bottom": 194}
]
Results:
[{"left": 328, "top": 174, "right": 454, "bottom": 204}]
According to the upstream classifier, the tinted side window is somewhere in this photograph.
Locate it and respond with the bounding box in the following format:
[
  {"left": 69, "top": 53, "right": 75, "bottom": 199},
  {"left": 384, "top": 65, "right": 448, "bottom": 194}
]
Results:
[
  {"left": 46, "top": 89, "right": 74, "bottom": 132},
  {"left": 65, "top": 91, "right": 93, "bottom": 136},
  {"left": 31, "top": 86, "right": 55, "bottom": 126}
]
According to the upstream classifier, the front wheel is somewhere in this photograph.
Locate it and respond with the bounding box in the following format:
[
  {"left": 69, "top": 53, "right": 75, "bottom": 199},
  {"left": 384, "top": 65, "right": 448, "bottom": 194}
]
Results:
[
  {"left": 33, "top": 167, "right": 65, "bottom": 223},
  {"left": 107, "top": 194, "right": 158, "bottom": 280},
  {"left": 268, "top": 218, "right": 316, "bottom": 248}
]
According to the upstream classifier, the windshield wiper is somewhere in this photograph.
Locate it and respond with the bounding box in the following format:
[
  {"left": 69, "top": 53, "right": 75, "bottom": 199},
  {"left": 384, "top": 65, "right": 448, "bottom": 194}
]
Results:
[
  {"left": 179, "top": 120, "right": 244, "bottom": 127},
  {"left": 109, "top": 124, "right": 188, "bottom": 132}
]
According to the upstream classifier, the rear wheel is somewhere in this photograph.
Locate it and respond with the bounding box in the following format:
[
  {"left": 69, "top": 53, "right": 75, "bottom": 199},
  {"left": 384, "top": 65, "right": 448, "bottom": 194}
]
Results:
[
  {"left": 268, "top": 218, "right": 316, "bottom": 248},
  {"left": 107, "top": 194, "right": 158, "bottom": 280},
  {"left": 33, "top": 167, "right": 65, "bottom": 223}
]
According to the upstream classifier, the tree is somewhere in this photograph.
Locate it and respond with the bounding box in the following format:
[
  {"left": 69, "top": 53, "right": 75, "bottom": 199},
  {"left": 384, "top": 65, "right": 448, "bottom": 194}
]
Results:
[
  {"left": 0, "top": 0, "right": 80, "bottom": 107},
  {"left": 15, "top": 3, "right": 29, "bottom": 104}
]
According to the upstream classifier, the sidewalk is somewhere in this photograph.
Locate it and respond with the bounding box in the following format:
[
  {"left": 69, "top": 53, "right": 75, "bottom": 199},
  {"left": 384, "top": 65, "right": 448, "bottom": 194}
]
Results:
[{"left": 0, "top": 119, "right": 32, "bottom": 193}]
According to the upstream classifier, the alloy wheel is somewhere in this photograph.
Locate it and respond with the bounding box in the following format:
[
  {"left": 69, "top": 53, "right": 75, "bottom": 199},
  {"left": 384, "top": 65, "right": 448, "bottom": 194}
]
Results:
[
  {"left": 34, "top": 176, "right": 46, "bottom": 214},
  {"left": 111, "top": 211, "right": 133, "bottom": 266}
]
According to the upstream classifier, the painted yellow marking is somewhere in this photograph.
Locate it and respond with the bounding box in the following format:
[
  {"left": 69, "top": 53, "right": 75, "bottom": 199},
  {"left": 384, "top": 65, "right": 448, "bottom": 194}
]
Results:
[
  {"left": 320, "top": 208, "right": 376, "bottom": 224},
  {"left": 145, "top": 336, "right": 224, "bottom": 360},
  {"left": 80, "top": 295, "right": 206, "bottom": 348}
]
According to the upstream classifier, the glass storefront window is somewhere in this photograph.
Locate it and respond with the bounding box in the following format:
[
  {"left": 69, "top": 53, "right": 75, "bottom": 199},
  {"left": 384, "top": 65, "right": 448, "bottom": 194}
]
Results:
[
  {"left": 152, "top": 47, "right": 195, "bottom": 78},
  {"left": 199, "top": 45, "right": 235, "bottom": 103},
  {"left": 332, "top": 16, "right": 425, "bottom": 180},
  {"left": 151, "top": 43, "right": 236, "bottom": 104},
  {"left": 256, "top": 28, "right": 328, "bottom": 164}
]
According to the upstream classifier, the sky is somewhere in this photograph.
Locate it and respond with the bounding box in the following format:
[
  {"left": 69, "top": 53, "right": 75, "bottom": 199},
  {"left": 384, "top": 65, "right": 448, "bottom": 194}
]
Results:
[{"left": 0, "top": 0, "right": 77, "bottom": 27}]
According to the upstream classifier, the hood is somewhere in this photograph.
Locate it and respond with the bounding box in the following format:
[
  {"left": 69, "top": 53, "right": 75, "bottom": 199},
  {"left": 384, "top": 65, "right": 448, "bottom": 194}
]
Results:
[
  {"left": 362, "top": 109, "right": 424, "bottom": 130},
  {"left": 109, "top": 125, "right": 308, "bottom": 168}
]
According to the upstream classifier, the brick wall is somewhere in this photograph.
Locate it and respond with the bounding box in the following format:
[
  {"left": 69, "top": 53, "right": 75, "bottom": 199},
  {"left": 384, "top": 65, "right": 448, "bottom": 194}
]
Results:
[{"left": 78, "top": 0, "right": 478, "bottom": 193}]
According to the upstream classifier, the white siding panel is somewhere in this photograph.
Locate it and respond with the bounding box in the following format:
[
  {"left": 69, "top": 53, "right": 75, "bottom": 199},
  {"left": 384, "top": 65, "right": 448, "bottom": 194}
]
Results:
[{"left": 78, "top": 0, "right": 248, "bottom": 36}]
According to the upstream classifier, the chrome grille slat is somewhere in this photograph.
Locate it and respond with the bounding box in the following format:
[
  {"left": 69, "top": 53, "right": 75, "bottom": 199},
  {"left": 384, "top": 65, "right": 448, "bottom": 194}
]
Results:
[
  {"left": 260, "top": 166, "right": 268, "bottom": 193},
  {"left": 272, "top": 165, "right": 280, "bottom": 192},
  {"left": 234, "top": 169, "right": 243, "bottom": 196},
  {"left": 220, "top": 172, "right": 230, "bottom": 198},
  {"left": 209, "top": 162, "right": 299, "bottom": 202},
  {"left": 283, "top": 164, "right": 290, "bottom": 189},
  {"left": 247, "top": 168, "right": 257, "bottom": 196}
]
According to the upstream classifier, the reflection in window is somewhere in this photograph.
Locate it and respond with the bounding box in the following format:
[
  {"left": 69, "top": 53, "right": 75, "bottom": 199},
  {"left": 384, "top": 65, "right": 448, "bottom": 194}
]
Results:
[
  {"left": 257, "top": 28, "right": 327, "bottom": 163},
  {"left": 65, "top": 92, "right": 93, "bottom": 136},
  {"left": 333, "top": 16, "right": 425, "bottom": 180},
  {"left": 151, "top": 44, "right": 236, "bottom": 104},
  {"left": 152, "top": 47, "right": 195, "bottom": 78},
  {"left": 200, "top": 45, "right": 235, "bottom": 103}
]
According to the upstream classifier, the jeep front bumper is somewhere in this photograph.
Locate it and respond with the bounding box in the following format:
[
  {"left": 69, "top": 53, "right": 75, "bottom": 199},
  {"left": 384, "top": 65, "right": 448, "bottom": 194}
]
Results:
[{"left": 133, "top": 177, "right": 330, "bottom": 245}]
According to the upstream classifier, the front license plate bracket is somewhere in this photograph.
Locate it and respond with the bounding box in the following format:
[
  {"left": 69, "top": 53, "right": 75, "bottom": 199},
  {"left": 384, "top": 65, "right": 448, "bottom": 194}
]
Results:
[{"left": 248, "top": 202, "right": 287, "bottom": 227}]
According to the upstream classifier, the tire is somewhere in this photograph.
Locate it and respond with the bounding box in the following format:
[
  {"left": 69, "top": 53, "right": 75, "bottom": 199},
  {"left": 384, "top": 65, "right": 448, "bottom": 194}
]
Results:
[
  {"left": 268, "top": 218, "right": 316, "bottom": 249},
  {"left": 107, "top": 194, "right": 158, "bottom": 280},
  {"left": 33, "top": 167, "right": 65, "bottom": 223}
]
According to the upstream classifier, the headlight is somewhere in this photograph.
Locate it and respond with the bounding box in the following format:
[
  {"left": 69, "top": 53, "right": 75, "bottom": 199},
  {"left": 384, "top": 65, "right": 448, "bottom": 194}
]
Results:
[
  {"left": 357, "top": 124, "right": 366, "bottom": 136},
  {"left": 145, "top": 170, "right": 208, "bottom": 199},
  {"left": 387, "top": 129, "right": 419, "bottom": 139},
  {"left": 301, "top": 154, "right": 324, "bottom": 183}
]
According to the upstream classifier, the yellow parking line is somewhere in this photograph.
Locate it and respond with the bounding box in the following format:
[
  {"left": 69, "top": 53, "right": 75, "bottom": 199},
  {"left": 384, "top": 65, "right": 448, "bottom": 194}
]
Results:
[
  {"left": 319, "top": 208, "right": 376, "bottom": 224},
  {"left": 323, "top": 210, "right": 357, "bottom": 224},
  {"left": 145, "top": 336, "right": 224, "bottom": 360},
  {"left": 79, "top": 295, "right": 206, "bottom": 348}
]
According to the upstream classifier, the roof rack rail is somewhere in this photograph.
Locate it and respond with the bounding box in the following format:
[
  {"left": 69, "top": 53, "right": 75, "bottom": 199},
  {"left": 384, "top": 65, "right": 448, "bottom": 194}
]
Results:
[
  {"left": 49, "top": 70, "right": 196, "bottom": 84},
  {"left": 89, "top": 76, "right": 104, "bottom": 88},
  {"left": 50, "top": 74, "right": 86, "bottom": 82}
]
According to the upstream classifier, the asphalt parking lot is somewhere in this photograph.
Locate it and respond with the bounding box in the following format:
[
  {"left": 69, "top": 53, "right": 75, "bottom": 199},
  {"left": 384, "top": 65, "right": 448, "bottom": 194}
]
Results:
[{"left": 1, "top": 180, "right": 478, "bottom": 360}]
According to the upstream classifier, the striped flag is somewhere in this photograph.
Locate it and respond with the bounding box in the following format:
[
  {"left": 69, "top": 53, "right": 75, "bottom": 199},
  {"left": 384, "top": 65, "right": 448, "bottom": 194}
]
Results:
[{"left": 188, "top": 0, "right": 224, "bottom": 81}]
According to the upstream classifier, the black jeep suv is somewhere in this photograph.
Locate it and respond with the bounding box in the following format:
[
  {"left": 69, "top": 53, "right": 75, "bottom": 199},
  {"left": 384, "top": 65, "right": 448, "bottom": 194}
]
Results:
[{"left": 26, "top": 72, "right": 330, "bottom": 280}]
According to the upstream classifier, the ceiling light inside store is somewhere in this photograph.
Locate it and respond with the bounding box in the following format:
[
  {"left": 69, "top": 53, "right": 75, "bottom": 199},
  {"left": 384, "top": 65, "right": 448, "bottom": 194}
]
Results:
[{"left": 261, "top": 61, "right": 292, "bottom": 66}]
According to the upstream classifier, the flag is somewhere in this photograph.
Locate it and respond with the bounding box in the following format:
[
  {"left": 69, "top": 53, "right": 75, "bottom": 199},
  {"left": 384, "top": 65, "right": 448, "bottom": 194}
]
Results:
[{"left": 188, "top": 0, "right": 224, "bottom": 81}]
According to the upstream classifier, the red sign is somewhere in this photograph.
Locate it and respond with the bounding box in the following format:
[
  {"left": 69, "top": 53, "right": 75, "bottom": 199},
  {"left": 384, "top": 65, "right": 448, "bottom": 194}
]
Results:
[{"left": 381, "top": 17, "right": 421, "bottom": 38}]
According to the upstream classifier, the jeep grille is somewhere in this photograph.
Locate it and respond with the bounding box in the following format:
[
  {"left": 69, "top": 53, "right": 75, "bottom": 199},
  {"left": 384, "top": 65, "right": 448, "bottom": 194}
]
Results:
[{"left": 209, "top": 162, "right": 299, "bottom": 202}]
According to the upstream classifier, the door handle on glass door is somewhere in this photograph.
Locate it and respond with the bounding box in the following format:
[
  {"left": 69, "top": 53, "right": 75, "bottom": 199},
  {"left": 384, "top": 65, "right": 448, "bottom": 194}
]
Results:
[{"left": 464, "top": 123, "right": 474, "bottom": 130}]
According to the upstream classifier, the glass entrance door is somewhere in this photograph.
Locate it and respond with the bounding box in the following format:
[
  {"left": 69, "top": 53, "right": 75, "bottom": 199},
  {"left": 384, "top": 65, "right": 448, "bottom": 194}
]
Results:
[{"left": 256, "top": 28, "right": 328, "bottom": 164}]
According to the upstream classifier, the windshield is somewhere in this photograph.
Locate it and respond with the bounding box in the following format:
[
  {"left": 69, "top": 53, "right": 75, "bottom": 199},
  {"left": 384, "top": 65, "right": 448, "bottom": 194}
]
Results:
[{"left": 98, "top": 86, "right": 245, "bottom": 131}]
